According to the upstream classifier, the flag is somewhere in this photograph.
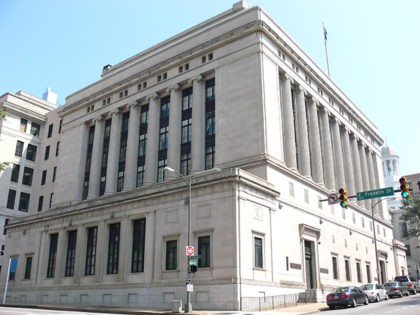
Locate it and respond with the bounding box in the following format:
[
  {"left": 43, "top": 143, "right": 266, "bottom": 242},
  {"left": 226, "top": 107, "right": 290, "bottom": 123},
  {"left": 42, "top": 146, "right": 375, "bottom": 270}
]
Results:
[{"left": 323, "top": 24, "right": 328, "bottom": 41}]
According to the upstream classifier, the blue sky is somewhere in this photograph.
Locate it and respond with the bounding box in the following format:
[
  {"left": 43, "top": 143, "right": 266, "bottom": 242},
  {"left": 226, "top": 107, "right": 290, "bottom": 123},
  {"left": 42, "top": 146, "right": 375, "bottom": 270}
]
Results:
[{"left": 1, "top": 0, "right": 418, "bottom": 176}]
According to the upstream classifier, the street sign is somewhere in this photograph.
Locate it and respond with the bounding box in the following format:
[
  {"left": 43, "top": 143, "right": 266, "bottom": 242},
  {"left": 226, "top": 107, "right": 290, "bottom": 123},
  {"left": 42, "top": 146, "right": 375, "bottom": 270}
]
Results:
[
  {"left": 190, "top": 255, "right": 202, "bottom": 259},
  {"left": 357, "top": 187, "right": 394, "bottom": 201},
  {"left": 187, "top": 283, "right": 194, "bottom": 292},
  {"left": 186, "top": 246, "right": 194, "bottom": 256},
  {"left": 327, "top": 193, "right": 338, "bottom": 205}
]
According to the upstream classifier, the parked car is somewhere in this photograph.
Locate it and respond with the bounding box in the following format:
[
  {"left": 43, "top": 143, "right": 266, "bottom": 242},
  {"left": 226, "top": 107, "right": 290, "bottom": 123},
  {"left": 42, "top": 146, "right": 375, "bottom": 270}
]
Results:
[
  {"left": 383, "top": 281, "right": 409, "bottom": 298},
  {"left": 326, "top": 285, "right": 369, "bottom": 309},
  {"left": 394, "top": 275, "right": 417, "bottom": 294},
  {"left": 360, "top": 283, "right": 388, "bottom": 302}
]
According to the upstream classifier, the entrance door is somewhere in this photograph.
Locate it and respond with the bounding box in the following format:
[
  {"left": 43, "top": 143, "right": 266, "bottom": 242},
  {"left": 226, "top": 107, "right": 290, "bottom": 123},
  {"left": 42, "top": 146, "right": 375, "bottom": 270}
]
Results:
[
  {"left": 379, "top": 260, "right": 386, "bottom": 284},
  {"left": 304, "top": 240, "right": 314, "bottom": 289}
]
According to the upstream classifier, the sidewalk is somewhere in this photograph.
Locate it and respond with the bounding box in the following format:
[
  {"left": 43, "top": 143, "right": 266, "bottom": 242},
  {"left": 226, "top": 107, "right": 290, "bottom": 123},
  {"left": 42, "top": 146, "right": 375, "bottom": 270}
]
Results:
[{"left": 2, "top": 302, "right": 327, "bottom": 315}]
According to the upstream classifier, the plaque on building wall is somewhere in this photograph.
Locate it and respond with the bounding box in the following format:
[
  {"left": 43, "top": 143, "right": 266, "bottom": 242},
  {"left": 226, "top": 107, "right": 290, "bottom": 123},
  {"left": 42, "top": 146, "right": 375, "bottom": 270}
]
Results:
[
  {"left": 320, "top": 268, "right": 329, "bottom": 274},
  {"left": 290, "top": 263, "right": 301, "bottom": 270}
]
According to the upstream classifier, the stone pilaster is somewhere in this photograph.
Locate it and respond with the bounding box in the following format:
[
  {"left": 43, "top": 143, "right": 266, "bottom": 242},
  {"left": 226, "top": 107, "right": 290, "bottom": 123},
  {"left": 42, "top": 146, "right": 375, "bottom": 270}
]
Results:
[
  {"left": 307, "top": 98, "right": 323, "bottom": 184},
  {"left": 331, "top": 118, "right": 345, "bottom": 187},
  {"left": 191, "top": 75, "right": 205, "bottom": 173},
  {"left": 319, "top": 108, "right": 335, "bottom": 189},
  {"left": 144, "top": 94, "right": 159, "bottom": 185},
  {"left": 123, "top": 103, "right": 140, "bottom": 191},
  {"left": 105, "top": 110, "right": 122, "bottom": 195},
  {"left": 294, "top": 85, "right": 311, "bottom": 177},
  {"left": 167, "top": 85, "right": 182, "bottom": 173},
  {"left": 88, "top": 117, "right": 104, "bottom": 199}
]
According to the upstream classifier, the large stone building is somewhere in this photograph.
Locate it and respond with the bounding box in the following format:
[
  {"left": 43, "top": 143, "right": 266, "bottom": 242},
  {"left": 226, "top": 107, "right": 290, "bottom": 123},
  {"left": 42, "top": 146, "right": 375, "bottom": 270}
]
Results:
[{"left": 0, "top": 1, "right": 407, "bottom": 310}]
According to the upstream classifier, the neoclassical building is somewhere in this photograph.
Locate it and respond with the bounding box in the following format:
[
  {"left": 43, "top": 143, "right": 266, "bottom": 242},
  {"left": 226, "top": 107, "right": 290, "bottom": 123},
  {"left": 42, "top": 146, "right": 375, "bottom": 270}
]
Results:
[{"left": 1, "top": 1, "right": 407, "bottom": 310}]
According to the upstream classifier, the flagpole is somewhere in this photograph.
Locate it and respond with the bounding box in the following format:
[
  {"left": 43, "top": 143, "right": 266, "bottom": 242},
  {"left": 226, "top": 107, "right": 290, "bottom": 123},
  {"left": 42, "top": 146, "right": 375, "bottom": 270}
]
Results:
[
  {"left": 323, "top": 22, "right": 330, "bottom": 76},
  {"left": 3, "top": 258, "right": 11, "bottom": 304}
]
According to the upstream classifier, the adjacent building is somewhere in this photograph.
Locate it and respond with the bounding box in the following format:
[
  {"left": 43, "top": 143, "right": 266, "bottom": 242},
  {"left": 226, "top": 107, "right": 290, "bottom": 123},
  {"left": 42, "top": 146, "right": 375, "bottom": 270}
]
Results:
[
  {"left": 382, "top": 144, "right": 420, "bottom": 277},
  {"left": 0, "top": 1, "right": 407, "bottom": 310},
  {"left": 0, "top": 90, "right": 58, "bottom": 272}
]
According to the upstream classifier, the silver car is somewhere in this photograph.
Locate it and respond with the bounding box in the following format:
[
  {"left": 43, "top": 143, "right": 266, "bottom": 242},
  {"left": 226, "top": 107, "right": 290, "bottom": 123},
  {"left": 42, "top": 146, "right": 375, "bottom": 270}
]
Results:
[{"left": 361, "top": 283, "right": 388, "bottom": 302}]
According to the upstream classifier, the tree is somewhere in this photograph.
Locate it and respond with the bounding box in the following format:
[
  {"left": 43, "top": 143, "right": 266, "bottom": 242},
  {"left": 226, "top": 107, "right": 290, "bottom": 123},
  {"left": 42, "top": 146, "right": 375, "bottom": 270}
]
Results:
[{"left": 400, "top": 197, "right": 420, "bottom": 237}]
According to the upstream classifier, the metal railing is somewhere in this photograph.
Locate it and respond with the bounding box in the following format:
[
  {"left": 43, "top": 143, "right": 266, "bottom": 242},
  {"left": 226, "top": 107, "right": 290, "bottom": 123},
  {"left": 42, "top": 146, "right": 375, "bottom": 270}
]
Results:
[{"left": 241, "top": 292, "right": 303, "bottom": 311}]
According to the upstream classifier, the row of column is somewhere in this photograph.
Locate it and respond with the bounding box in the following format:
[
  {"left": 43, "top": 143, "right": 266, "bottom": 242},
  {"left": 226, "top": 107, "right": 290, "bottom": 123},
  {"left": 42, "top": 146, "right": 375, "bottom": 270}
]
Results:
[
  {"left": 85, "top": 77, "right": 206, "bottom": 199},
  {"left": 280, "top": 74, "right": 380, "bottom": 210}
]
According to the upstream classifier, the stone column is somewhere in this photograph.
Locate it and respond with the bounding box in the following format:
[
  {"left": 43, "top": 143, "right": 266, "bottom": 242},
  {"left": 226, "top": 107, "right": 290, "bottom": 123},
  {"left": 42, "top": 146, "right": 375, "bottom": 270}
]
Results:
[
  {"left": 341, "top": 127, "right": 355, "bottom": 195},
  {"left": 54, "top": 230, "right": 66, "bottom": 284},
  {"left": 167, "top": 85, "right": 182, "bottom": 173},
  {"left": 144, "top": 94, "right": 159, "bottom": 185},
  {"left": 319, "top": 108, "right": 335, "bottom": 189},
  {"left": 96, "top": 221, "right": 107, "bottom": 283},
  {"left": 88, "top": 117, "right": 104, "bottom": 199},
  {"left": 307, "top": 98, "right": 323, "bottom": 184},
  {"left": 105, "top": 110, "right": 122, "bottom": 195},
  {"left": 359, "top": 143, "right": 371, "bottom": 209},
  {"left": 191, "top": 75, "right": 205, "bottom": 173},
  {"left": 330, "top": 118, "right": 345, "bottom": 188},
  {"left": 294, "top": 85, "right": 311, "bottom": 177},
  {"left": 119, "top": 218, "right": 131, "bottom": 281},
  {"left": 366, "top": 149, "right": 381, "bottom": 216},
  {"left": 123, "top": 103, "right": 140, "bottom": 191},
  {"left": 350, "top": 135, "right": 363, "bottom": 206},
  {"left": 280, "top": 73, "right": 297, "bottom": 169},
  {"left": 73, "top": 225, "right": 84, "bottom": 283}
]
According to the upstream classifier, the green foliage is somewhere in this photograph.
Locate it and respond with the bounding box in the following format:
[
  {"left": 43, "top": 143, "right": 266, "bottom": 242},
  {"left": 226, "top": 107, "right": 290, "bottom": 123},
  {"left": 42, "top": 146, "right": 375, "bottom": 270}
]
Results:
[
  {"left": 400, "top": 197, "right": 420, "bottom": 237},
  {"left": 0, "top": 108, "right": 7, "bottom": 119},
  {"left": 0, "top": 162, "right": 10, "bottom": 172}
]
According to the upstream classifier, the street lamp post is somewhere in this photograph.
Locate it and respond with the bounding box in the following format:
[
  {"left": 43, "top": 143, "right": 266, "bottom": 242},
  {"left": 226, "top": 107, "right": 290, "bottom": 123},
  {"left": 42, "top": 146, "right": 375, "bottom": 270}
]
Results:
[
  {"left": 371, "top": 197, "right": 394, "bottom": 284},
  {"left": 165, "top": 167, "right": 192, "bottom": 313}
]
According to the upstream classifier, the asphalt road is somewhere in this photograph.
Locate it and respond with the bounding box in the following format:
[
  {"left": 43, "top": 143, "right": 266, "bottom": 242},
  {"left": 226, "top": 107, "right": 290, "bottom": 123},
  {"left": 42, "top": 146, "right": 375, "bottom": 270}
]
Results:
[{"left": 310, "top": 293, "right": 420, "bottom": 315}]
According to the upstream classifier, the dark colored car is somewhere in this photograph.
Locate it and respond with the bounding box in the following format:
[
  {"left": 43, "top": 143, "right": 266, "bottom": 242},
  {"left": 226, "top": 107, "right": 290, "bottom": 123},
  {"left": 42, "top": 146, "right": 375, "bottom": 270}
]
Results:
[
  {"left": 326, "top": 285, "right": 369, "bottom": 309},
  {"left": 383, "top": 281, "right": 409, "bottom": 298},
  {"left": 394, "top": 275, "right": 417, "bottom": 294}
]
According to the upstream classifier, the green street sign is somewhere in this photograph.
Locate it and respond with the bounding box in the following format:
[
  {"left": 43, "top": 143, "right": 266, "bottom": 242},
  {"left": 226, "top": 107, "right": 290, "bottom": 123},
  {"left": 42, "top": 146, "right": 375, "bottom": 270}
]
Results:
[
  {"left": 190, "top": 255, "right": 202, "bottom": 259},
  {"left": 357, "top": 187, "right": 394, "bottom": 201}
]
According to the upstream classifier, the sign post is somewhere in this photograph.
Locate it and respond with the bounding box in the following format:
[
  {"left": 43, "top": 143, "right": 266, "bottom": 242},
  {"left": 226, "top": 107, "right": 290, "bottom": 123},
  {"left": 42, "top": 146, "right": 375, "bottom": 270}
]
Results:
[{"left": 357, "top": 187, "right": 394, "bottom": 201}]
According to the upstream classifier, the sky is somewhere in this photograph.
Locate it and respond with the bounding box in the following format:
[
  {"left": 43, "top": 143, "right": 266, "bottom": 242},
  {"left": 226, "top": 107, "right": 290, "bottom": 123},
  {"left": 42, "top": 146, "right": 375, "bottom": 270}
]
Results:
[{"left": 0, "top": 0, "right": 419, "bottom": 176}]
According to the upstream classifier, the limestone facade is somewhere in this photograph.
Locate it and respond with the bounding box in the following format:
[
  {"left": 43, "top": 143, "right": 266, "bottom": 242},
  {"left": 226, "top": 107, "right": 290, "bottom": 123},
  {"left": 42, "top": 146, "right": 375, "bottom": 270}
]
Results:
[{"left": 1, "top": 1, "right": 406, "bottom": 310}]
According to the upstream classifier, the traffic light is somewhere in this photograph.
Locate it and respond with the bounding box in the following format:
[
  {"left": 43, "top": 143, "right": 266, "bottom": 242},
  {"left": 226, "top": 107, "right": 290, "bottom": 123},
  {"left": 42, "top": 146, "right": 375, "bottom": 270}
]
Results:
[
  {"left": 399, "top": 177, "right": 410, "bottom": 199},
  {"left": 339, "top": 188, "right": 348, "bottom": 208},
  {"left": 189, "top": 260, "right": 197, "bottom": 273}
]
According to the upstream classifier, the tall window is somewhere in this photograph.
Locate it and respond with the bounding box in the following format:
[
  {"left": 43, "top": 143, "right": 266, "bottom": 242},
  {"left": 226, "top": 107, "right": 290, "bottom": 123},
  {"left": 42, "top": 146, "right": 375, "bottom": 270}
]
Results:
[
  {"left": 47, "top": 233, "right": 58, "bottom": 278},
  {"left": 131, "top": 218, "right": 146, "bottom": 273},
  {"left": 83, "top": 125, "right": 95, "bottom": 199},
  {"left": 254, "top": 236, "right": 263, "bottom": 269},
  {"left": 366, "top": 263, "right": 371, "bottom": 283},
  {"left": 344, "top": 258, "right": 351, "bottom": 281},
  {"left": 22, "top": 167, "right": 33, "bottom": 186},
  {"left": 85, "top": 226, "right": 98, "bottom": 276},
  {"left": 11, "top": 164, "right": 20, "bottom": 182},
  {"left": 205, "top": 78, "right": 215, "bottom": 169},
  {"left": 24, "top": 256, "right": 33, "bottom": 279},
  {"left": 65, "top": 230, "right": 77, "bottom": 277},
  {"left": 137, "top": 105, "right": 148, "bottom": 187},
  {"left": 18, "top": 192, "right": 30, "bottom": 212},
  {"left": 41, "top": 170, "right": 47, "bottom": 185},
  {"left": 198, "top": 235, "right": 210, "bottom": 268},
  {"left": 332, "top": 256, "right": 338, "bottom": 279},
  {"left": 166, "top": 240, "right": 177, "bottom": 270},
  {"left": 26, "top": 144, "right": 37, "bottom": 161},
  {"left": 30, "top": 122, "right": 40, "bottom": 137},
  {"left": 7, "top": 189, "right": 16, "bottom": 209},
  {"left": 37, "top": 196, "right": 44, "bottom": 212},
  {"left": 44, "top": 145, "right": 50, "bottom": 160},
  {"left": 15, "top": 140, "right": 24, "bottom": 157},
  {"left": 356, "top": 261, "right": 362, "bottom": 283},
  {"left": 100, "top": 119, "right": 112, "bottom": 196},
  {"left": 55, "top": 141, "right": 60, "bottom": 156},
  {"left": 53, "top": 166, "right": 57, "bottom": 182},
  {"left": 117, "top": 112, "right": 130, "bottom": 192},
  {"left": 107, "top": 223, "right": 120, "bottom": 274},
  {"left": 158, "top": 96, "right": 170, "bottom": 182},
  {"left": 181, "top": 87, "right": 192, "bottom": 176},
  {"left": 20, "top": 118, "right": 28, "bottom": 132},
  {"left": 47, "top": 123, "right": 53, "bottom": 138}
]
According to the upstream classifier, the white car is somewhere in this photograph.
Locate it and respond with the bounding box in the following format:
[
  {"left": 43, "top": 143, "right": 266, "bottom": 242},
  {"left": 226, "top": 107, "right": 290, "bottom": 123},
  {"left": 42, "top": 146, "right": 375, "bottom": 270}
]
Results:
[{"left": 360, "top": 283, "right": 388, "bottom": 302}]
